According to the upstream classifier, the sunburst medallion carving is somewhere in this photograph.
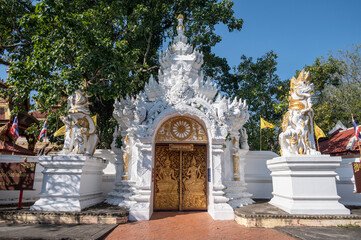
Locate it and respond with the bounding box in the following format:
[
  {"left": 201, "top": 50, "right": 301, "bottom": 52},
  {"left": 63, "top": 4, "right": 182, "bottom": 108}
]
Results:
[{"left": 171, "top": 119, "right": 192, "bottom": 140}]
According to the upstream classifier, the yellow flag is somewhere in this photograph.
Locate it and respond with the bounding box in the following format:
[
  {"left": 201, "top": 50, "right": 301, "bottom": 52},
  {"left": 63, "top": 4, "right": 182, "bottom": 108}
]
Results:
[
  {"left": 314, "top": 123, "right": 326, "bottom": 140},
  {"left": 260, "top": 117, "right": 275, "bottom": 129},
  {"left": 91, "top": 115, "right": 97, "bottom": 128},
  {"left": 53, "top": 125, "right": 66, "bottom": 137},
  {"left": 53, "top": 115, "right": 97, "bottom": 137}
]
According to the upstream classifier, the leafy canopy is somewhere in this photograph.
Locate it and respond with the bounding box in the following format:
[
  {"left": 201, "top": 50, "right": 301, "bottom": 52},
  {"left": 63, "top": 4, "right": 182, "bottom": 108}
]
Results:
[
  {"left": 221, "top": 51, "right": 284, "bottom": 152},
  {"left": 1, "top": 0, "right": 243, "bottom": 148}
]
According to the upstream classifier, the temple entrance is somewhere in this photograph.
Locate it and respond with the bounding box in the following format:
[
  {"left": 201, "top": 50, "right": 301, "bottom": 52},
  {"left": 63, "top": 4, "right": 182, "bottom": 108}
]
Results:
[
  {"left": 153, "top": 116, "right": 208, "bottom": 211},
  {"left": 154, "top": 144, "right": 207, "bottom": 211}
]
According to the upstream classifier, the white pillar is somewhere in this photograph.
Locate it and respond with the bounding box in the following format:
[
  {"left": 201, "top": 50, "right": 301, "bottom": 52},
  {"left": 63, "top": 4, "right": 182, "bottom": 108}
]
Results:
[{"left": 208, "top": 141, "right": 234, "bottom": 220}]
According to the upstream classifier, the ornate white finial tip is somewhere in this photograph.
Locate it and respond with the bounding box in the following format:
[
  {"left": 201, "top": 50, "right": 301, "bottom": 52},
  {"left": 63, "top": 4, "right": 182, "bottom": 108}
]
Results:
[{"left": 177, "top": 14, "right": 185, "bottom": 31}]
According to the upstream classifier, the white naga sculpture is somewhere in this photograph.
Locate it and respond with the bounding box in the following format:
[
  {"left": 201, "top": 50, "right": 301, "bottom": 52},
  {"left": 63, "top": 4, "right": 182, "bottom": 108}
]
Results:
[
  {"left": 59, "top": 89, "right": 98, "bottom": 155},
  {"left": 279, "top": 70, "right": 320, "bottom": 156}
]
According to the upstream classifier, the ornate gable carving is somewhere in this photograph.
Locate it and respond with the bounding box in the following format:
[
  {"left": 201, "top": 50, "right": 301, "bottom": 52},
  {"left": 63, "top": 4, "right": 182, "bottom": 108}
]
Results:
[
  {"left": 156, "top": 116, "right": 208, "bottom": 143},
  {"left": 112, "top": 15, "right": 249, "bottom": 143}
]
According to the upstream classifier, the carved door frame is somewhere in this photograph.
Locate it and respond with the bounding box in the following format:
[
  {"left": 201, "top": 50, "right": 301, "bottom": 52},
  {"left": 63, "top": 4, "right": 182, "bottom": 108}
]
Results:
[
  {"left": 153, "top": 143, "right": 208, "bottom": 211},
  {"left": 152, "top": 116, "right": 209, "bottom": 211}
]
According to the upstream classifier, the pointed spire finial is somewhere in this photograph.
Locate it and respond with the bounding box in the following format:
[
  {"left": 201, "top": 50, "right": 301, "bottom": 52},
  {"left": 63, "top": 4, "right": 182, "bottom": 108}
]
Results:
[{"left": 177, "top": 14, "right": 185, "bottom": 33}]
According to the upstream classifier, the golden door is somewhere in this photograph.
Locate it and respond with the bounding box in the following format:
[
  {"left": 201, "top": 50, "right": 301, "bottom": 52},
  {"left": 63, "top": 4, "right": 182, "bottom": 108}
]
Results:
[{"left": 154, "top": 144, "right": 207, "bottom": 211}]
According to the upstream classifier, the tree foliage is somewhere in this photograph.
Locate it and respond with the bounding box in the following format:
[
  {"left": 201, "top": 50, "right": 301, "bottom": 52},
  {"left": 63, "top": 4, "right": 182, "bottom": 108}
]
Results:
[
  {"left": 308, "top": 45, "right": 361, "bottom": 133},
  {"left": 222, "top": 51, "right": 284, "bottom": 152},
  {"left": 0, "top": 0, "right": 243, "bottom": 148}
]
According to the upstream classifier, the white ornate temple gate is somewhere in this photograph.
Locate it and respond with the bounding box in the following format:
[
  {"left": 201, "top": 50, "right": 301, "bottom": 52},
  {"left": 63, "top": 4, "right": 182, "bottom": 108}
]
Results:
[{"left": 106, "top": 15, "right": 253, "bottom": 221}]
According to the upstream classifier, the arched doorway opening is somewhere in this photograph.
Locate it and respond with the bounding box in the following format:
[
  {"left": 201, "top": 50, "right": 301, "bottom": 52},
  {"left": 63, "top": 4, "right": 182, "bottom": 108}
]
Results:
[{"left": 153, "top": 116, "right": 208, "bottom": 211}]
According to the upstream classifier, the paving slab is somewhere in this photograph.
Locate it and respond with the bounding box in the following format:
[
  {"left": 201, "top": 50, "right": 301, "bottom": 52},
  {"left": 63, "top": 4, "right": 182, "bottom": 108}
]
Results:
[
  {"left": 0, "top": 223, "right": 118, "bottom": 240},
  {"left": 276, "top": 226, "right": 361, "bottom": 240},
  {"left": 105, "top": 211, "right": 295, "bottom": 240}
]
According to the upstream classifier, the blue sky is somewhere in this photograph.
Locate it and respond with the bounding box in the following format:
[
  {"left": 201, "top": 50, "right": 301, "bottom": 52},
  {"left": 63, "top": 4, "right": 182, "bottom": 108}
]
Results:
[
  {"left": 213, "top": 0, "right": 361, "bottom": 80},
  {"left": 1, "top": 0, "right": 360, "bottom": 82}
]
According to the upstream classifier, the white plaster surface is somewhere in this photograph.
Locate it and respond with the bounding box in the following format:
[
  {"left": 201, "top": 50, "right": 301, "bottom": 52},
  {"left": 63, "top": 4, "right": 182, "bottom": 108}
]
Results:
[
  {"left": 244, "top": 151, "right": 278, "bottom": 199},
  {"left": 1, "top": 152, "right": 360, "bottom": 212},
  {"left": 267, "top": 155, "right": 350, "bottom": 215},
  {"left": 335, "top": 157, "right": 361, "bottom": 206},
  {"left": 30, "top": 154, "right": 108, "bottom": 212}
]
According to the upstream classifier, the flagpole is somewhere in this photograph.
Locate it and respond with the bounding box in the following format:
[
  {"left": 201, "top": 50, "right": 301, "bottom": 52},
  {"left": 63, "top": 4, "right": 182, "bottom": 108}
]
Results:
[
  {"left": 260, "top": 115, "right": 262, "bottom": 151},
  {"left": 11, "top": 116, "right": 16, "bottom": 155},
  {"left": 352, "top": 114, "right": 361, "bottom": 161},
  {"left": 317, "top": 138, "right": 320, "bottom": 152},
  {"left": 12, "top": 138, "right": 15, "bottom": 155},
  {"left": 45, "top": 120, "right": 47, "bottom": 146}
]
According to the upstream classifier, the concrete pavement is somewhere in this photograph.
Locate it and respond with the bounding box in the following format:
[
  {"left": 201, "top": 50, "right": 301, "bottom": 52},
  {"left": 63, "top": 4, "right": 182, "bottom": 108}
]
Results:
[{"left": 0, "top": 223, "right": 117, "bottom": 240}]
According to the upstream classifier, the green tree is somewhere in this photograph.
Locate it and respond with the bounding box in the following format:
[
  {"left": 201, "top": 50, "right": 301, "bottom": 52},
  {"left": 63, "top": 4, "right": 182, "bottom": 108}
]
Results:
[
  {"left": 0, "top": 0, "right": 35, "bottom": 67},
  {"left": 298, "top": 44, "right": 361, "bottom": 134},
  {"left": 1, "top": 0, "right": 243, "bottom": 148},
  {"left": 222, "top": 51, "right": 284, "bottom": 152}
]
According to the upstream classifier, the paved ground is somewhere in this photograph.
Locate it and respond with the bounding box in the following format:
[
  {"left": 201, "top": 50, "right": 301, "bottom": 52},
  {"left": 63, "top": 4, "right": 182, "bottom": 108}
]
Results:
[
  {"left": 0, "top": 223, "right": 117, "bottom": 240},
  {"left": 2, "top": 211, "right": 361, "bottom": 239},
  {"left": 105, "top": 212, "right": 295, "bottom": 240},
  {"left": 277, "top": 226, "right": 361, "bottom": 240}
]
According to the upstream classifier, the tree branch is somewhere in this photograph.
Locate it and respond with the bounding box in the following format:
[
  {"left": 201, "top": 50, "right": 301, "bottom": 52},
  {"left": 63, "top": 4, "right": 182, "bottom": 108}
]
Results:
[
  {"left": 143, "top": 31, "right": 153, "bottom": 66},
  {"left": 89, "top": 66, "right": 104, "bottom": 83},
  {"left": 141, "top": 65, "right": 159, "bottom": 72},
  {"left": 0, "top": 58, "right": 10, "bottom": 66},
  {"left": 0, "top": 43, "right": 30, "bottom": 49}
]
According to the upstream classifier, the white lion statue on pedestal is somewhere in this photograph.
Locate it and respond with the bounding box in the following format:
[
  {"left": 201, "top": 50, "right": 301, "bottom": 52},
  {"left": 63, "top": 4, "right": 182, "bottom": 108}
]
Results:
[
  {"left": 279, "top": 70, "right": 320, "bottom": 156},
  {"left": 59, "top": 89, "right": 98, "bottom": 155}
]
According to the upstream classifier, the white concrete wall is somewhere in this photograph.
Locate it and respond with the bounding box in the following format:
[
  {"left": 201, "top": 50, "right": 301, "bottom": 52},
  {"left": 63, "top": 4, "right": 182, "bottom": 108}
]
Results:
[
  {"left": 94, "top": 149, "right": 117, "bottom": 198},
  {"left": 244, "top": 151, "right": 278, "bottom": 199},
  {"left": 335, "top": 157, "right": 361, "bottom": 206},
  {"left": 243, "top": 152, "right": 361, "bottom": 206},
  {"left": 1, "top": 151, "right": 360, "bottom": 207}
]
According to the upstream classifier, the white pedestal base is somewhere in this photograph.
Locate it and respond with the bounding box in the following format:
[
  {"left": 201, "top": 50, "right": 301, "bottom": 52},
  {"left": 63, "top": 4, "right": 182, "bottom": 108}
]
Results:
[
  {"left": 207, "top": 185, "right": 235, "bottom": 220},
  {"left": 31, "top": 155, "right": 108, "bottom": 212},
  {"left": 224, "top": 181, "right": 254, "bottom": 208},
  {"left": 129, "top": 203, "right": 152, "bottom": 221},
  {"left": 267, "top": 155, "right": 350, "bottom": 215},
  {"left": 208, "top": 204, "right": 235, "bottom": 220},
  {"left": 105, "top": 180, "right": 137, "bottom": 207}
]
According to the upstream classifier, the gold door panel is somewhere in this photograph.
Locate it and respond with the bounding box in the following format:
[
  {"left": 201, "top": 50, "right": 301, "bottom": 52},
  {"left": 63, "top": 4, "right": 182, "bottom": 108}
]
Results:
[
  {"left": 182, "top": 145, "right": 207, "bottom": 210},
  {"left": 154, "top": 145, "right": 180, "bottom": 210},
  {"left": 154, "top": 144, "right": 207, "bottom": 211}
]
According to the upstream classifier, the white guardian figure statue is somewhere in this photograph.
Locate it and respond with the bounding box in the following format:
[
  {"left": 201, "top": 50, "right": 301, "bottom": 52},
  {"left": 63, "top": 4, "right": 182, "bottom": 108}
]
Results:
[
  {"left": 59, "top": 89, "right": 98, "bottom": 156},
  {"left": 279, "top": 70, "right": 320, "bottom": 156},
  {"left": 267, "top": 70, "right": 349, "bottom": 215},
  {"left": 31, "top": 89, "right": 107, "bottom": 212}
]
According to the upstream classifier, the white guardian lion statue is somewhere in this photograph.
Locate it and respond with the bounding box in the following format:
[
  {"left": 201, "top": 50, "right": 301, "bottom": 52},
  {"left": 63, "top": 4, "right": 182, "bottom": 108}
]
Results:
[
  {"left": 279, "top": 70, "right": 320, "bottom": 156},
  {"left": 59, "top": 89, "right": 98, "bottom": 156}
]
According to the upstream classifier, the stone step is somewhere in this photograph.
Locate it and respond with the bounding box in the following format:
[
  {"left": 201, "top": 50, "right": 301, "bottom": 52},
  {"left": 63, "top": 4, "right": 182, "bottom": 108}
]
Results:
[
  {"left": 235, "top": 201, "right": 361, "bottom": 228},
  {"left": 0, "top": 203, "right": 128, "bottom": 225}
]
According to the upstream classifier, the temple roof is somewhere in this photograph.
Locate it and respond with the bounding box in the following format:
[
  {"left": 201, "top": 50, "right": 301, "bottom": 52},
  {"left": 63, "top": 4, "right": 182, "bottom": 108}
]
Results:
[
  {"left": 0, "top": 140, "right": 35, "bottom": 156},
  {"left": 319, "top": 128, "right": 360, "bottom": 156}
]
